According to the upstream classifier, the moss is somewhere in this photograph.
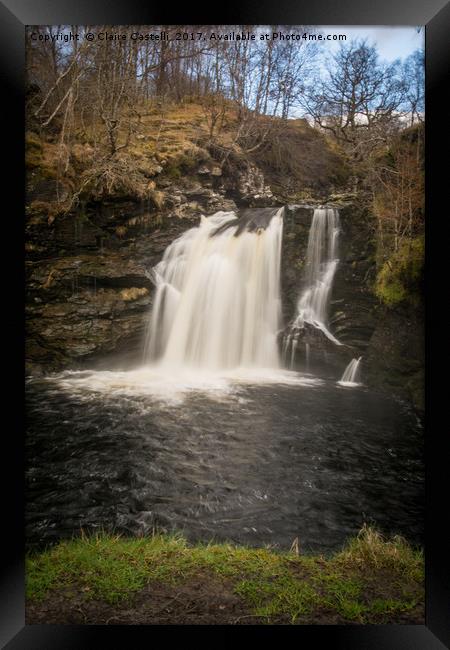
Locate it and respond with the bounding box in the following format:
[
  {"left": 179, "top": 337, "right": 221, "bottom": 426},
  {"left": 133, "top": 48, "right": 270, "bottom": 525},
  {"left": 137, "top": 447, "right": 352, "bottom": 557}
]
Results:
[
  {"left": 164, "top": 163, "right": 182, "bottom": 179},
  {"left": 161, "top": 145, "right": 210, "bottom": 180},
  {"left": 375, "top": 236, "right": 424, "bottom": 306}
]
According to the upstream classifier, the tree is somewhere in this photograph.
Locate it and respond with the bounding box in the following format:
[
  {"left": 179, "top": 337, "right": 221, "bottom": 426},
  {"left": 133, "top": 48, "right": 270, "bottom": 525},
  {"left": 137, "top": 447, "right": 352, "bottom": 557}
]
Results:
[
  {"left": 402, "top": 49, "right": 425, "bottom": 126},
  {"left": 371, "top": 124, "right": 424, "bottom": 260},
  {"left": 302, "top": 40, "right": 406, "bottom": 160}
]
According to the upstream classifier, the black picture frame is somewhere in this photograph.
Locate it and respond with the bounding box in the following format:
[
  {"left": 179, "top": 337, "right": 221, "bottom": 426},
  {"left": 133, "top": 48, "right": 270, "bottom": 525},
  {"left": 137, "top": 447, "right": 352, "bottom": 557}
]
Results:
[{"left": 2, "top": 0, "right": 448, "bottom": 647}]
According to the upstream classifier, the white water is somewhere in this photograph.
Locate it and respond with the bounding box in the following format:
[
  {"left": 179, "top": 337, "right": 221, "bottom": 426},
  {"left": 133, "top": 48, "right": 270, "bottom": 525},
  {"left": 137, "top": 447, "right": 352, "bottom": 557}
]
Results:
[
  {"left": 293, "top": 207, "right": 341, "bottom": 345},
  {"left": 144, "top": 210, "right": 283, "bottom": 371},
  {"left": 45, "top": 367, "right": 323, "bottom": 406},
  {"left": 339, "top": 357, "right": 362, "bottom": 386}
]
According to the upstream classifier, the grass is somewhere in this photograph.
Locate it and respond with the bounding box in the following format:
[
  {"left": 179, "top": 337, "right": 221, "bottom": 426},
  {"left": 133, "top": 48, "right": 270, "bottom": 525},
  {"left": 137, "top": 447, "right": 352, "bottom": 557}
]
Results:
[{"left": 27, "top": 525, "right": 424, "bottom": 624}]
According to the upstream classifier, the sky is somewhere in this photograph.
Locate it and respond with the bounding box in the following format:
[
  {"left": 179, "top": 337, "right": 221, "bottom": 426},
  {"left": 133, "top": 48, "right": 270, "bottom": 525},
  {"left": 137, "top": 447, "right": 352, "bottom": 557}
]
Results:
[{"left": 318, "top": 26, "right": 424, "bottom": 62}]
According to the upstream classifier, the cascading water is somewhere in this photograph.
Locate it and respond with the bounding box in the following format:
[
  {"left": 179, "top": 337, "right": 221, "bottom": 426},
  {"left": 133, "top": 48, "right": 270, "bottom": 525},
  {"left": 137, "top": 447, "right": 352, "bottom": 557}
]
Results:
[
  {"left": 294, "top": 207, "right": 341, "bottom": 343},
  {"left": 144, "top": 209, "right": 284, "bottom": 371},
  {"left": 283, "top": 207, "right": 341, "bottom": 369},
  {"left": 339, "top": 357, "right": 362, "bottom": 385}
]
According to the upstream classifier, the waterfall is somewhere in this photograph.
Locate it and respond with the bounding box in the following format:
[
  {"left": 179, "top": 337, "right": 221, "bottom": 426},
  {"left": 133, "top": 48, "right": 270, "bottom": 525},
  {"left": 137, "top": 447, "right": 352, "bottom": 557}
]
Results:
[
  {"left": 144, "top": 209, "right": 283, "bottom": 371},
  {"left": 293, "top": 207, "right": 341, "bottom": 344},
  {"left": 339, "top": 357, "right": 362, "bottom": 385}
]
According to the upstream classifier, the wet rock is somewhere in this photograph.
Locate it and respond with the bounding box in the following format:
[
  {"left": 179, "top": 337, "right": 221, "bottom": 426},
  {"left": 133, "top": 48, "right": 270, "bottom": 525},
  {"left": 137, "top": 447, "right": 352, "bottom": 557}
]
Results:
[
  {"left": 280, "top": 204, "right": 315, "bottom": 323},
  {"left": 25, "top": 246, "right": 154, "bottom": 371},
  {"left": 185, "top": 186, "right": 214, "bottom": 199},
  {"left": 281, "top": 200, "right": 422, "bottom": 408},
  {"left": 26, "top": 285, "right": 152, "bottom": 372}
]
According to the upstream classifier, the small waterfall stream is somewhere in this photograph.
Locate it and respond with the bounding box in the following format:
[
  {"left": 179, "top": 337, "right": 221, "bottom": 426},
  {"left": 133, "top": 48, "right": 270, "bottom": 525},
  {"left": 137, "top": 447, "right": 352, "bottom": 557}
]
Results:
[
  {"left": 283, "top": 207, "right": 342, "bottom": 371},
  {"left": 293, "top": 207, "right": 341, "bottom": 343},
  {"left": 339, "top": 357, "right": 362, "bottom": 385}
]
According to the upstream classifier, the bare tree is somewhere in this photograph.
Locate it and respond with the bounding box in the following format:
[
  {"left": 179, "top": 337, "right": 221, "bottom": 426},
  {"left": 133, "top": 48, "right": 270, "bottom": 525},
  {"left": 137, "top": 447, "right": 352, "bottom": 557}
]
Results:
[
  {"left": 402, "top": 49, "right": 425, "bottom": 126},
  {"left": 302, "top": 40, "right": 406, "bottom": 159}
]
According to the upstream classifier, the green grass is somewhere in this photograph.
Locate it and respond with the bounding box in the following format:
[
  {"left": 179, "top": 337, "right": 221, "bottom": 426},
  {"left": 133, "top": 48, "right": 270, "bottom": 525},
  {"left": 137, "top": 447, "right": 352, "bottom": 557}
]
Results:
[{"left": 27, "top": 525, "right": 424, "bottom": 623}]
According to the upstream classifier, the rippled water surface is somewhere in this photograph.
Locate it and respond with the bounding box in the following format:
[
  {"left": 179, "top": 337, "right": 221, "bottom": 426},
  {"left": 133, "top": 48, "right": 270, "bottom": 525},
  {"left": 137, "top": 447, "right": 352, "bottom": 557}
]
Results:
[{"left": 26, "top": 369, "right": 424, "bottom": 553}]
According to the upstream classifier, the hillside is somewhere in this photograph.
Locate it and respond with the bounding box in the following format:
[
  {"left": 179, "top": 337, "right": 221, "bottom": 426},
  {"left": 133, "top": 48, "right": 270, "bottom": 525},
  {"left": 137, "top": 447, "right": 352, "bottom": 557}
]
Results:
[{"left": 26, "top": 99, "right": 350, "bottom": 228}]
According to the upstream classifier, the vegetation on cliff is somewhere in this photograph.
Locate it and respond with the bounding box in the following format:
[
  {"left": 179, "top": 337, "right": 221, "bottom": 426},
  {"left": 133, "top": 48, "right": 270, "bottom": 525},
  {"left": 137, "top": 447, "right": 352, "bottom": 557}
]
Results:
[
  {"left": 26, "top": 98, "right": 349, "bottom": 221},
  {"left": 371, "top": 124, "right": 424, "bottom": 306},
  {"left": 27, "top": 525, "right": 423, "bottom": 625}
]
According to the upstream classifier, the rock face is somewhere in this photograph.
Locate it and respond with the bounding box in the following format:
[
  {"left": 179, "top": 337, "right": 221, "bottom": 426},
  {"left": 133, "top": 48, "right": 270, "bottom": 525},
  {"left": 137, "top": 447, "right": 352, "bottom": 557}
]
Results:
[
  {"left": 235, "top": 163, "right": 275, "bottom": 206},
  {"left": 26, "top": 250, "right": 153, "bottom": 373},
  {"left": 365, "top": 303, "right": 424, "bottom": 411},
  {"left": 281, "top": 204, "right": 316, "bottom": 324}
]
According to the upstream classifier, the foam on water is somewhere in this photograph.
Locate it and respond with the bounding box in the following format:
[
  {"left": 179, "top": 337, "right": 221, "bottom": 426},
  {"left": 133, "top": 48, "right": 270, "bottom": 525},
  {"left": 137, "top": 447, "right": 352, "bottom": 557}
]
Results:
[{"left": 40, "top": 367, "right": 324, "bottom": 405}]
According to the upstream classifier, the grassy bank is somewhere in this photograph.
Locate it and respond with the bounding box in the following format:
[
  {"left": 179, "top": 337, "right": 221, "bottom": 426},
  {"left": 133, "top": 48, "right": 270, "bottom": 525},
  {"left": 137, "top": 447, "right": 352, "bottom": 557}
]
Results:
[{"left": 26, "top": 525, "right": 423, "bottom": 625}]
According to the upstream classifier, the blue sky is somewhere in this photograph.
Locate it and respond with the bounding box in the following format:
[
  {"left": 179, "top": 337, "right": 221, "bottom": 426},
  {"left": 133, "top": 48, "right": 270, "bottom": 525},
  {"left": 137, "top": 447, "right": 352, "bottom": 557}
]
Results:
[{"left": 318, "top": 26, "right": 424, "bottom": 62}]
